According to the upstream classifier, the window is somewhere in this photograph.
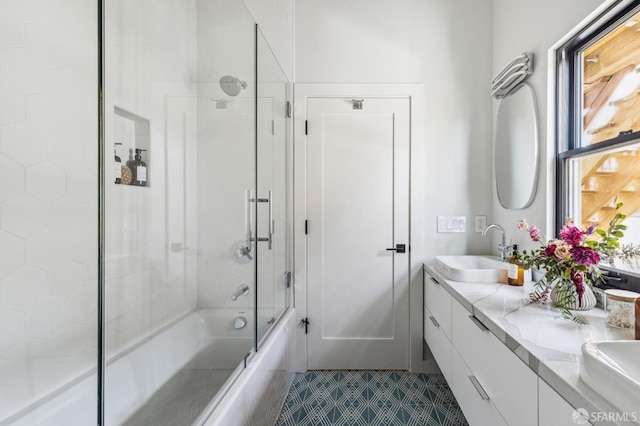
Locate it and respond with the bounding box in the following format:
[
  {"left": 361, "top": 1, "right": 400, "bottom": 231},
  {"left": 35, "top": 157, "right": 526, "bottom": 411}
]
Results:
[{"left": 557, "top": 1, "right": 640, "bottom": 291}]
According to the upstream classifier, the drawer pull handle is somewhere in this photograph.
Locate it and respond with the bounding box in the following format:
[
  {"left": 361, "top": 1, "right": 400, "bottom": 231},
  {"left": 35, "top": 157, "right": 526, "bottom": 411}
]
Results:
[
  {"left": 430, "top": 277, "right": 440, "bottom": 285},
  {"left": 429, "top": 316, "right": 440, "bottom": 327},
  {"left": 469, "top": 315, "right": 489, "bottom": 332},
  {"left": 469, "top": 375, "right": 490, "bottom": 400}
]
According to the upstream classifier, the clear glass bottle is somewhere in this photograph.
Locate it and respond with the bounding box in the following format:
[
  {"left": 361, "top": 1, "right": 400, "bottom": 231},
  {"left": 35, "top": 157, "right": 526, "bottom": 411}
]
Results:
[{"left": 507, "top": 244, "right": 524, "bottom": 286}]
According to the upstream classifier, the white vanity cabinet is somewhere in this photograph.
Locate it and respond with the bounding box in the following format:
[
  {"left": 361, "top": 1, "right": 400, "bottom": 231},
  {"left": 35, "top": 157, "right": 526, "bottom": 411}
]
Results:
[
  {"left": 450, "top": 342, "right": 507, "bottom": 426},
  {"left": 539, "top": 379, "right": 593, "bottom": 426},
  {"left": 423, "top": 271, "right": 452, "bottom": 382},
  {"left": 423, "top": 269, "right": 537, "bottom": 426},
  {"left": 451, "top": 300, "right": 537, "bottom": 426}
]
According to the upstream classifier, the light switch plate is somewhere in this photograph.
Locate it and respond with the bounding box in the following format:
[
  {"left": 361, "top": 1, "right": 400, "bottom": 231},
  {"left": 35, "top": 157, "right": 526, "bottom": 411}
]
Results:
[
  {"left": 475, "top": 215, "right": 487, "bottom": 233},
  {"left": 437, "top": 216, "right": 467, "bottom": 233}
]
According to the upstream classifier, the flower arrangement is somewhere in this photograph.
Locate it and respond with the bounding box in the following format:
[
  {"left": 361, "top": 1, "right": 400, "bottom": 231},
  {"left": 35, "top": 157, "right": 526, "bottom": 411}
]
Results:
[{"left": 517, "top": 202, "right": 630, "bottom": 323}]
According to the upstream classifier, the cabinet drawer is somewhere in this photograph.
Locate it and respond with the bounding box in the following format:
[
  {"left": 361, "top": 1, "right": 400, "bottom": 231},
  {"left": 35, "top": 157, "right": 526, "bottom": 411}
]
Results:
[
  {"left": 424, "top": 271, "right": 452, "bottom": 339},
  {"left": 424, "top": 306, "right": 452, "bottom": 383},
  {"left": 450, "top": 346, "right": 507, "bottom": 426},
  {"left": 539, "top": 379, "right": 593, "bottom": 426},
  {"left": 451, "top": 300, "right": 537, "bottom": 426}
]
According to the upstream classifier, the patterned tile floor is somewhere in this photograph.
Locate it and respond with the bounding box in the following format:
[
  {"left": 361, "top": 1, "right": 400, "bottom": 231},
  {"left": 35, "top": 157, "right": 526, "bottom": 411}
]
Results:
[{"left": 275, "top": 371, "right": 468, "bottom": 426}]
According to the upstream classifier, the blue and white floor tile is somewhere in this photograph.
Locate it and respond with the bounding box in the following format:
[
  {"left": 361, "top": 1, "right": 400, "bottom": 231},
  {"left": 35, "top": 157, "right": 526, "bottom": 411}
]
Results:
[{"left": 276, "top": 371, "right": 468, "bottom": 426}]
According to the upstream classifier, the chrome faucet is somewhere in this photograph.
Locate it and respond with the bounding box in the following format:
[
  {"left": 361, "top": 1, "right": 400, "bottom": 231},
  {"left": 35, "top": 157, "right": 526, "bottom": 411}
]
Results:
[
  {"left": 231, "top": 284, "right": 250, "bottom": 301},
  {"left": 481, "top": 224, "right": 510, "bottom": 261}
]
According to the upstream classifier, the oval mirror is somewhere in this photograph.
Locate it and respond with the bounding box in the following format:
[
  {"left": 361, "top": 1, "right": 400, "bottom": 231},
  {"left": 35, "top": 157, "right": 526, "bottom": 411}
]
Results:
[{"left": 495, "top": 83, "right": 539, "bottom": 209}]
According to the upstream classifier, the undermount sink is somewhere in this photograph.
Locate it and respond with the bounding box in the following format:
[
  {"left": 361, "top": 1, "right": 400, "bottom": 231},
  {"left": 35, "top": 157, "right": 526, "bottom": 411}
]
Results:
[
  {"left": 580, "top": 341, "right": 640, "bottom": 416},
  {"left": 434, "top": 255, "right": 508, "bottom": 283}
]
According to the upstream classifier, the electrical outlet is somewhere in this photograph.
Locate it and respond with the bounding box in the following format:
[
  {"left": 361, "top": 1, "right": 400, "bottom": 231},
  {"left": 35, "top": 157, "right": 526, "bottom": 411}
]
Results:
[{"left": 475, "top": 215, "right": 487, "bottom": 233}]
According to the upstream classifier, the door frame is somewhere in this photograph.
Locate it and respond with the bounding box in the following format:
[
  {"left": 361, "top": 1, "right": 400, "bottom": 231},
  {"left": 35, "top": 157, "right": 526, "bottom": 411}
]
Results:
[{"left": 293, "top": 83, "right": 426, "bottom": 373}]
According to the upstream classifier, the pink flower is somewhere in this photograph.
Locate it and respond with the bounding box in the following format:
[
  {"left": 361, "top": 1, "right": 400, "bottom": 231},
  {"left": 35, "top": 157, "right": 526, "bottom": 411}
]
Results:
[
  {"left": 529, "top": 225, "right": 541, "bottom": 242},
  {"left": 560, "top": 225, "right": 585, "bottom": 247},
  {"left": 570, "top": 246, "right": 600, "bottom": 266},
  {"left": 518, "top": 219, "right": 529, "bottom": 231}
]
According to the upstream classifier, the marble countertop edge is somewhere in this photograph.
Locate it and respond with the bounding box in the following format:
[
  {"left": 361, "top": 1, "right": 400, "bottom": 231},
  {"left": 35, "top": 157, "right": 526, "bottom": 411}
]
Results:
[{"left": 424, "top": 264, "right": 634, "bottom": 426}]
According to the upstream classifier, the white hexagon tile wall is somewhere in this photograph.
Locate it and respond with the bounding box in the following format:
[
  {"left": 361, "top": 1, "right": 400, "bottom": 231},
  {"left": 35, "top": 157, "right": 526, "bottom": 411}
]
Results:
[{"left": 0, "top": 1, "right": 99, "bottom": 420}]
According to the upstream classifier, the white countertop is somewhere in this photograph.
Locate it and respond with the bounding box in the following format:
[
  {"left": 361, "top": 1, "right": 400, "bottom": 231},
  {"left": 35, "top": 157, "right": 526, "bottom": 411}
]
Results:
[{"left": 424, "top": 264, "right": 638, "bottom": 426}]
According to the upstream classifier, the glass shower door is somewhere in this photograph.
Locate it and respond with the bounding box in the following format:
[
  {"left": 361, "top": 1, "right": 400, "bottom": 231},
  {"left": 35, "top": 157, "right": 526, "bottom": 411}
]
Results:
[
  {"left": 256, "top": 29, "right": 292, "bottom": 347},
  {"left": 103, "top": 0, "right": 257, "bottom": 424}
]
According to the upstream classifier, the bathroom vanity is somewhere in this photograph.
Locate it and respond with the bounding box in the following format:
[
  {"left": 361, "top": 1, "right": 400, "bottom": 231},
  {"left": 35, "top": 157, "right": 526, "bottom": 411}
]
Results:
[{"left": 424, "top": 265, "right": 637, "bottom": 426}]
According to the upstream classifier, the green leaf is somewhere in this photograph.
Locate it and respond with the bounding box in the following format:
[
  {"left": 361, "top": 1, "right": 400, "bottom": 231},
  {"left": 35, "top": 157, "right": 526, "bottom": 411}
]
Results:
[
  {"left": 596, "top": 229, "right": 606, "bottom": 237},
  {"left": 613, "top": 231, "right": 624, "bottom": 238},
  {"left": 616, "top": 202, "right": 624, "bottom": 210}
]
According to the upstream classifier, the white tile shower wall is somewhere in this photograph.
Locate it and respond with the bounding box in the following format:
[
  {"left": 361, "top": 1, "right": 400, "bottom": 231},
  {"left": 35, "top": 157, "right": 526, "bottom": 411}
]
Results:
[
  {"left": 0, "top": 0, "right": 98, "bottom": 420},
  {"left": 195, "top": 98, "right": 256, "bottom": 308},
  {"left": 196, "top": 0, "right": 258, "bottom": 309},
  {"left": 104, "top": 0, "right": 199, "bottom": 357}
]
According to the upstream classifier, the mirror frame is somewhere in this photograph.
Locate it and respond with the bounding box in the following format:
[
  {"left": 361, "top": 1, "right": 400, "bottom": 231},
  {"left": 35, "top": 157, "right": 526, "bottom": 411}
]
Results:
[{"left": 494, "top": 83, "right": 540, "bottom": 210}]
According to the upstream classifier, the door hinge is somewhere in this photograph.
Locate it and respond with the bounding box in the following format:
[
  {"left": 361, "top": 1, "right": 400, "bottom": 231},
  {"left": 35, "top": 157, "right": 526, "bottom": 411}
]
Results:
[
  {"left": 286, "top": 101, "right": 292, "bottom": 118},
  {"left": 305, "top": 120, "right": 308, "bottom": 135},
  {"left": 300, "top": 317, "right": 309, "bottom": 334},
  {"left": 305, "top": 220, "right": 308, "bottom": 234}
]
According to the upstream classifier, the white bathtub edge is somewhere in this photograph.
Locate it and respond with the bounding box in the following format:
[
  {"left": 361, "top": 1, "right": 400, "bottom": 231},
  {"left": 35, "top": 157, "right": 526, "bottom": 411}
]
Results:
[{"left": 203, "top": 308, "right": 296, "bottom": 426}]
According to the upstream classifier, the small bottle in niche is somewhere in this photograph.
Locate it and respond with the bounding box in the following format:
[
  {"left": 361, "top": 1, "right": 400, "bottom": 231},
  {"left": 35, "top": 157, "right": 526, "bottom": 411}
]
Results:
[
  {"left": 114, "top": 143, "right": 122, "bottom": 184},
  {"left": 507, "top": 244, "right": 524, "bottom": 286},
  {"left": 128, "top": 148, "right": 148, "bottom": 187}
]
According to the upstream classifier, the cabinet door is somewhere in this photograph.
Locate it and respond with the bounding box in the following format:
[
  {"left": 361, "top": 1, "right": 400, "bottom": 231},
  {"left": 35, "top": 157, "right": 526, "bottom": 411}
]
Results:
[
  {"left": 424, "top": 306, "right": 452, "bottom": 382},
  {"left": 452, "top": 300, "right": 537, "bottom": 426},
  {"left": 539, "top": 379, "right": 593, "bottom": 426},
  {"left": 450, "top": 346, "right": 507, "bottom": 426},
  {"left": 424, "top": 271, "right": 452, "bottom": 339}
]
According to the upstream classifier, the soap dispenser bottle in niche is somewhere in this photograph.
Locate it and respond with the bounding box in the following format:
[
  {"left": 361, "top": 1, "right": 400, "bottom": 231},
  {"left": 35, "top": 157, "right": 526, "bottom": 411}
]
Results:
[
  {"left": 114, "top": 143, "right": 122, "bottom": 184},
  {"left": 129, "top": 148, "right": 148, "bottom": 186}
]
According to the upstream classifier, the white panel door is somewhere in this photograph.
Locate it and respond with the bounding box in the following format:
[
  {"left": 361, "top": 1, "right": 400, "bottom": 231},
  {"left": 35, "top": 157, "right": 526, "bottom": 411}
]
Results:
[{"left": 307, "top": 97, "right": 410, "bottom": 370}]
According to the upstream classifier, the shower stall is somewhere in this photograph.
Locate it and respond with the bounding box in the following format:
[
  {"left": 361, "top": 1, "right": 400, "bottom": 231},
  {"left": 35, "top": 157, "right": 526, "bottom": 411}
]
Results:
[{"left": 0, "top": 0, "right": 293, "bottom": 424}]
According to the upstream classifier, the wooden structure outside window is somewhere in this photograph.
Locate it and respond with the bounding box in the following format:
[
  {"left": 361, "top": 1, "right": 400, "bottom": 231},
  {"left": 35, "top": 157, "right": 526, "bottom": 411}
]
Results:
[{"left": 578, "top": 10, "right": 640, "bottom": 229}]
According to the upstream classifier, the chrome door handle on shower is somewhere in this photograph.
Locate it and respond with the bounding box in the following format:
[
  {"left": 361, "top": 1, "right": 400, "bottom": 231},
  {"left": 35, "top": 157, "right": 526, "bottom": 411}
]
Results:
[
  {"left": 250, "top": 190, "right": 273, "bottom": 250},
  {"left": 245, "top": 189, "right": 254, "bottom": 243},
  {"left": 268, "top": 190, "right": 273, "bottom": 250}
]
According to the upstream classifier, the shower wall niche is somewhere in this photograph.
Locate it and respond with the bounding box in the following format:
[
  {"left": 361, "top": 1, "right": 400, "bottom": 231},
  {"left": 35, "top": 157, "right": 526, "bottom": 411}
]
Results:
[{"left": 113, "top": 107, "right": 151, "bottom": 187}]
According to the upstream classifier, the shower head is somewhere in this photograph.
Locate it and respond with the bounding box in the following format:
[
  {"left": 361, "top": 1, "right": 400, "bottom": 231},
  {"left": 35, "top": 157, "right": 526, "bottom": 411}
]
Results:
[{"left": 220, "top": 75, "right": 247, "bottom": 97}]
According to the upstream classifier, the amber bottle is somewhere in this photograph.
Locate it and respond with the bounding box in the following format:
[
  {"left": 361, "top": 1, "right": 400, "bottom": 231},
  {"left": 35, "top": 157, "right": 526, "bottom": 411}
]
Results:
[{"left": 507, "top": 244, "right": 524, "bottom": 286}]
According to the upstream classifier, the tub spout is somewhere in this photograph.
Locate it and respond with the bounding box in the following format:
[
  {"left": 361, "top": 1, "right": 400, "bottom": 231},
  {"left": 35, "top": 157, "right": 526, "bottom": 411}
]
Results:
[{"left": 231, "top": 284, "right": 250, "bottom": 301}]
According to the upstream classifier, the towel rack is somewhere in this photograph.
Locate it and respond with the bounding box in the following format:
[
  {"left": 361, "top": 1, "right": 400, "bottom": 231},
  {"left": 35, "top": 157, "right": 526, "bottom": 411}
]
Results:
[{"left": 491, "top": 53, "right": 533, "bottom": 99}]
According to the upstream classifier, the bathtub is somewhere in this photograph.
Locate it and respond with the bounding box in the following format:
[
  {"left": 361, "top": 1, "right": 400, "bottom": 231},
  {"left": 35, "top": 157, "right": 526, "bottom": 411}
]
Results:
[{"left": 3, "top": 308, "right": 293, "bottom": 426}]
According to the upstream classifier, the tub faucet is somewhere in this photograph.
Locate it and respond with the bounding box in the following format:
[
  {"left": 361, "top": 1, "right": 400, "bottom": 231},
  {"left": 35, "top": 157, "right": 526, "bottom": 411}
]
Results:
[
  {"left": 482, "top": 224, "right": 510, "bottom": 261},
  {"left": 232, "top": 284, "right": 250, "bottom": 301}
]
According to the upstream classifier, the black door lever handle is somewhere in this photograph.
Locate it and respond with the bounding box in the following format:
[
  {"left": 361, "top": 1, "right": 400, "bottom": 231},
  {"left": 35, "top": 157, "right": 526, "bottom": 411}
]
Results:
[{"left": 386, "top": 244, "right": 406, "bottom": 253}]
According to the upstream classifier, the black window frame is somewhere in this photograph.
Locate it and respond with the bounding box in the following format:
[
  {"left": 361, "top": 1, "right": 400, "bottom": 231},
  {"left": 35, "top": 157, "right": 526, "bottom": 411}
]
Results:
[{"left": 555, "top": 0, "right": 640, "bottom": 292}]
